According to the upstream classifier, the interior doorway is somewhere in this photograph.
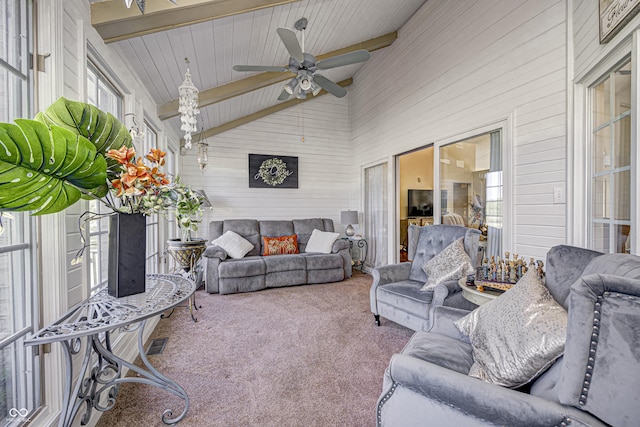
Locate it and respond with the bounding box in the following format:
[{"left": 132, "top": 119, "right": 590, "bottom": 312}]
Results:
[{"left": 397, "top": 146, "right": 434, "bottom": 261}]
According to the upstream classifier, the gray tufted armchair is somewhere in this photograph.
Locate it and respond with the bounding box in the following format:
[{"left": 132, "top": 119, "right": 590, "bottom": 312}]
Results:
[
  {"left": 376, "top": 245, "right": 640, "bottom": 427},
  {"left": 370, "top": 224, "right": 480, "bottom": 331}
]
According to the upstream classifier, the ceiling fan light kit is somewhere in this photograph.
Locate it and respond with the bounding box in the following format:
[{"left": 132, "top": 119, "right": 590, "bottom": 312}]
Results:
[
  {"left": 284, "top": 78, "right": 297, "bottom": 95},
  {"left": 299, "top": 76, "right": 312, "bottom": 91},
  {"left": 233, "top": 17, "right": 371, "bottom": 101}
]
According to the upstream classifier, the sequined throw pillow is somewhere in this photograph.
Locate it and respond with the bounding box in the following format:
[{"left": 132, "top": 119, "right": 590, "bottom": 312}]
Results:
[
  {"left": 262, "top": 235, "right": 299, "bottom": 256},
  {"left": 454, "top": 270, "right": 568, "bottom": 388},
  {"left": 420, "top": 237, "right": 474, "bottom": 291}
]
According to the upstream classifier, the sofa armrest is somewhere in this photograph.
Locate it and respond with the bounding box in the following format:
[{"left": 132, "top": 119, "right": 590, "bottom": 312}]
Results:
[
  {"left": 428, "top": 306, "right": 470, "bottom": 341},
  {"left": 203, "top": 245, "right": 226, "bottom": 294},
  {"left": 331, "top": 239, "right": 353, "bottom": 279},
  {"left": 431, "top": 278, "right": 464, "bottom": 307},
  {"left": 370, "top": 263, "right": 412, "bottom": 314},
  {"left": 332, "top": 239, "right": 349, "bottom": 253},
  {"left": 203, "top": 244, "right": 227, "bottom": 260},
  {"left": 372, "top": 263, "right": 412, "bottom": 288},
  {"left": 382, "top": 354, "right": 607, "bottom": 427}
]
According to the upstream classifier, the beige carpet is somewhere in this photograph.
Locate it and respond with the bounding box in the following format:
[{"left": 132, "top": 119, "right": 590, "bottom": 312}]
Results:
[{"left": 95, "top": 272, "right": 413, "bottom": 427}]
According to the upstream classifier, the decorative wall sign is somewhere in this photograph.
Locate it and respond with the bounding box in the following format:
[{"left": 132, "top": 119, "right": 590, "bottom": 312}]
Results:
[
  {"left": 600, "top": 0, "right": 640, "bottom": 43},
  {"left": 249, "top": 154, "right": 298, "bottom": 188}
]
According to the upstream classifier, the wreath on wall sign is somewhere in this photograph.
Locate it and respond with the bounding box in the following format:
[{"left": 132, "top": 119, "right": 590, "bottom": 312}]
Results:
[{"left": 257, "top": 158, "right": 292, "bottom": 186}]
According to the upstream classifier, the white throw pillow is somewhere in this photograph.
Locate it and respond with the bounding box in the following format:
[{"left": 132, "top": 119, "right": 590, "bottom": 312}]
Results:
[
  {"left": 421, "top": 237, "right": 474, "bottom": 291},
  {"left": 454, "top": 270, "right": 568, "bottom": 388},
  {"left": 304, "top": 229, "right": 340, "bottom": 254},
  {"left": 212, "top": 230, "right": 254, "bottom": 259}
]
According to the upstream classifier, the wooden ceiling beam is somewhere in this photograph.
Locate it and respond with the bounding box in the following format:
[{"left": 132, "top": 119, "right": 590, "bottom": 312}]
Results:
[
  {"left": 91, "top": 0, "right": 302, "bottom": 44},
  {"left": 159, "top": 32, "right": 397, "bottom": 121},
  {"left": 182, "top": 78, "right": 352, "bottom": 142}
]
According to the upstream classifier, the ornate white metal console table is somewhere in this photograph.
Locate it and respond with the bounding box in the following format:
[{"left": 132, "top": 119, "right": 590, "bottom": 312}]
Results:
[{"left": 24, "top": 274, "right": 195, "bottom": 427}]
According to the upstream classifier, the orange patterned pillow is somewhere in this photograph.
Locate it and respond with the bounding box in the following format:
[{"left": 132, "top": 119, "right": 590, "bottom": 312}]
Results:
[{"left": 262, "top": 235, "right": 299, "bottom": 256}]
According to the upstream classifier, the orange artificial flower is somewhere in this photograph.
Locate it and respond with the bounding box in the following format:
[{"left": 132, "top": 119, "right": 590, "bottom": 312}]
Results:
[
  {"left": 106, "top": 146, "right": 136, "bottom": 164},
  {"left": 146, "top": 148, "right": 166, "bottom": 166},
  {"left": 149, "top": 167, "right": 170, "bottom": 186}
]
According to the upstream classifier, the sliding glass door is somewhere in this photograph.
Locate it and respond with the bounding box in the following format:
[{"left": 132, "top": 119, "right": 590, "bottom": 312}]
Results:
[{"left": 439, "top": 130, "right": 503, "bottom": 261}]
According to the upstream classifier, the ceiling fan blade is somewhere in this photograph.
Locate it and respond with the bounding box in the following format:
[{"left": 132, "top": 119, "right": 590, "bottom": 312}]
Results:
[
  {"left": 316, "top": 49, "right": 371, "bottom": 70},
  {"left": 276, "top": 27, "right": 304, "bottom": 63},
  {"left": 313, "top": 74, "right": 347, "bottom": 98},
  {"left": 233, "top": 65, "right": 287, "bottom": 72},
  {"left": 277, "top": 88, "right": 291, "bottom": 101}
]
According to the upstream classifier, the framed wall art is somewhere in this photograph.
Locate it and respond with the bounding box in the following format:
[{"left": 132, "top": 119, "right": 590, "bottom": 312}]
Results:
[
  {"left": 249, "top": 154, "right": 299, "bottom": 188},
  {"left": 600, "top": 0, "right": 640, "bottom": 43}
]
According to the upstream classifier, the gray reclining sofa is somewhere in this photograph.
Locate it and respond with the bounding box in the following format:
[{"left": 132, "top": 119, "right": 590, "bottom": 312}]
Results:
[
  {"left": 377, "top": 245, "right": 640, "bottom": 426},
  {"left": 203, "top": 218, "right": 352, "bottom": 294}
]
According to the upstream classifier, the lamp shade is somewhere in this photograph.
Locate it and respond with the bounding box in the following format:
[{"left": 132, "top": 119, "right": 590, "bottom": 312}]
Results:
[{"left": 340, "top": 210, "right": 359, "bottom": 225}]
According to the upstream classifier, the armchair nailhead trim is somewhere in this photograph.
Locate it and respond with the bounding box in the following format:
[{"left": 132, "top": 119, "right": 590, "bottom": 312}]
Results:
[
  {"left": 580, "top": 295, "right": 604, "bottom": 406},
  {"left": 376, "top": 382, "right": 398, "bottom": 426},
  {"left": 556, "top": 416, "right": 571, "bottom": 426}
]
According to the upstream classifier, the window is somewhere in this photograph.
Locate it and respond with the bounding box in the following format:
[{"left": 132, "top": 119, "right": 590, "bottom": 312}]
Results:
[
  {"left": 590, "top": 59, "right": 632, "bottom": 254},
  {"left": 0, "top": 0, "right": 39, "bottom": 424},
  {"left": 165, "top": 146, "right": 178, "bottom": 272},
  {"left": 86, "top": 62, "right": 123, "bottom": 292},
  {"left": 142, "top": 121, "right": 159, "bottom": 274}
]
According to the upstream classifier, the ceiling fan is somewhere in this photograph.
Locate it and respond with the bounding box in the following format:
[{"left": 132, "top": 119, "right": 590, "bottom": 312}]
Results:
[{"left": 232, "top": 18, "right": 370, "bottom": 100}]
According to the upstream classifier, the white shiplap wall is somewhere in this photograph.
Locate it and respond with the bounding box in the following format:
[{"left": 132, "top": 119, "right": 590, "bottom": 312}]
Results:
[
  {"left": 350, "top": 0, "right": 569, "bottom": 260},
  {"left": 573, "top": 0, "right": 640, "bottom": 80},
  {"left": 179, "top": 94, "right": 354, "bottom": 237}
]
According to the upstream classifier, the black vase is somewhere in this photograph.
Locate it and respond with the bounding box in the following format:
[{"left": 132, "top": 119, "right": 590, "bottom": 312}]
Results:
[{"left": 108, "top": 213, "right": 146, "bottom": 297}]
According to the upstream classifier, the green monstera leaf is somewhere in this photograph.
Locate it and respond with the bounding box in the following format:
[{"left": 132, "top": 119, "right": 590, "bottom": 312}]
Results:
[
  {"left": 34, "top": 97, "right": 133, "bottom": 199},
  {"left": 35, "top": 97, "right": 133, "bottom": 156},
  {"left": 0, "top": 119, "right": 107, "bottom": 215}
]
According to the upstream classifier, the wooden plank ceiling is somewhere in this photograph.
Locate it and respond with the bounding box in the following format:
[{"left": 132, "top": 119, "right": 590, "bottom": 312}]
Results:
[{"left": 92, "top": 0, "right": 427, "bottom": 142}]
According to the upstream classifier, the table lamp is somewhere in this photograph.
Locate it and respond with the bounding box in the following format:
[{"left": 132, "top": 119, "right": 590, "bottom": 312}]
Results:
[{"left": 340, "top": 210, "right": 359, "bottom": 237}]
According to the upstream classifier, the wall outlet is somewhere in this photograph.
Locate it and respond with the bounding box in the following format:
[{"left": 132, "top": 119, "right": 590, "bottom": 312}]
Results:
[{"left": 553, "top": 186, "right": 565, "bottom": 204}]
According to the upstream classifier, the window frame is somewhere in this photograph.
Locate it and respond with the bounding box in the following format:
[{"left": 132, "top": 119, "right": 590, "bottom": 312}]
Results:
[
  {"left": 85, "top": 60, "right": 124, "bottom": 294},
  {"left": 142, "top": 120, "right": 160, "bottom": 274},
  {"left": 0, "top": 0, "right": 40, "bottom": 424},
  {"left": 588, "top": 58, "right": 632, "bottom": 253},
  {"left": 572, "top": 31, "right": 638, "bottom": 255}
]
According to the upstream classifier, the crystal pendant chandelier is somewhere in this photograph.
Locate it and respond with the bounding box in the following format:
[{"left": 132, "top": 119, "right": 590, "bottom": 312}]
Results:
[{"left": 178, "top": 59, "right": 200, "bottom": 149}]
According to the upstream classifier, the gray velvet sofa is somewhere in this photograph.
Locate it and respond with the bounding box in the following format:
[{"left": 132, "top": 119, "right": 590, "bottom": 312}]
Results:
[
  {"left": 370, "top": 224, "right": 481, "bottom": 331},
  {"left": 376, "top": 245, "right": 640, "bottom": 427},
  {"left": 202, "top": 218, "right": 352, "bottom": 294}
]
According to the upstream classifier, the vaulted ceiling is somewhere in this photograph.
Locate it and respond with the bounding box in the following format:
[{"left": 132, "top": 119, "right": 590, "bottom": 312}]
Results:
[{"left": 90, "top": 0, "right": 427, "bottom": 143}]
